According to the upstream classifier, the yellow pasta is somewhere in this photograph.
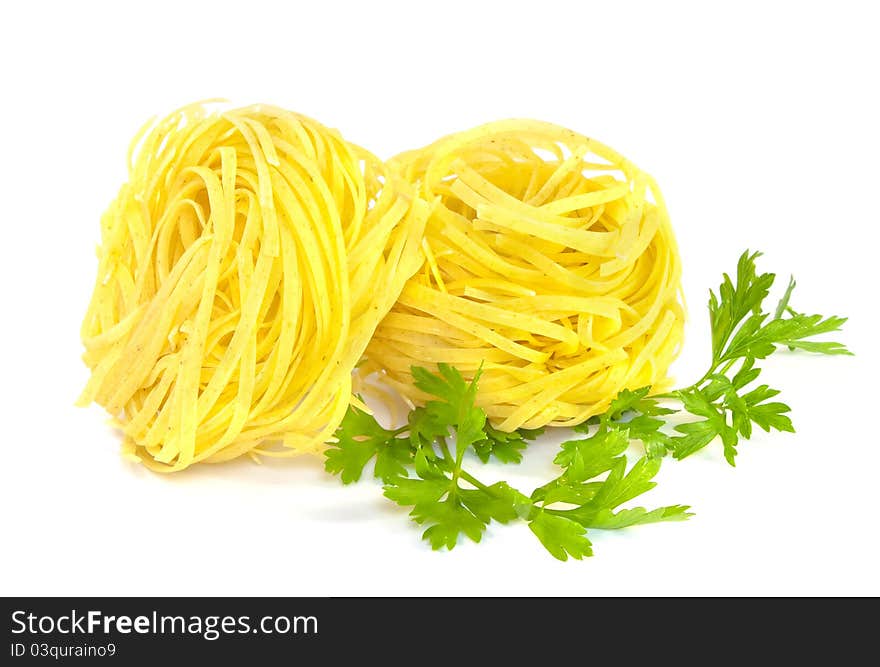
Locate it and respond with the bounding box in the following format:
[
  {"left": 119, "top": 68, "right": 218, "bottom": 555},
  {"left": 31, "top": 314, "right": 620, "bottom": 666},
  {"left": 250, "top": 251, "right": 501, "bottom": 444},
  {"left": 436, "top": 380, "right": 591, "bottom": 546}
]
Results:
[
  {"left": 78, "top": 102, "right": 428, "bottom": 471},
  {"left": 363, "top": 120, "right": 685, "bottom": 430}
]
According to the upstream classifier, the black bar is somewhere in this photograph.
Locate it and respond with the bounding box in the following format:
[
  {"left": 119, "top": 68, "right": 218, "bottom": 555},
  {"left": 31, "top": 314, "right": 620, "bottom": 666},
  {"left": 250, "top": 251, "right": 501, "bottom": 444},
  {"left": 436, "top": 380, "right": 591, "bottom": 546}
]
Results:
[{"left": 1, "top": 597, "right": 871, "bottom": 661}]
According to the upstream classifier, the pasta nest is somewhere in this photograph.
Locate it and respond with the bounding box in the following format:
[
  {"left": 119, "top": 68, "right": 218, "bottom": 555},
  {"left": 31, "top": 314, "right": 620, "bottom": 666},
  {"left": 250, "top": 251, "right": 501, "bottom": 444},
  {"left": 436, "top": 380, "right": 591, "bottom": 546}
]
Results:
[
  {"left": 363, "top": 120, "right": 685, "bottom": 430},
  {"left": 79, "top": 103, "right": 427, "bottom": 470}
]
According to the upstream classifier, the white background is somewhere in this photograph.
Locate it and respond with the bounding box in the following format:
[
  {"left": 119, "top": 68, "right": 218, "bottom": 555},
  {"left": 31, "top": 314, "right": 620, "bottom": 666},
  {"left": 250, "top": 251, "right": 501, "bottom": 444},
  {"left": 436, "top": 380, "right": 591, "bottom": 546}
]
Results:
[{"left": 1, "top": 1, "right": 877, "bottom": 596}]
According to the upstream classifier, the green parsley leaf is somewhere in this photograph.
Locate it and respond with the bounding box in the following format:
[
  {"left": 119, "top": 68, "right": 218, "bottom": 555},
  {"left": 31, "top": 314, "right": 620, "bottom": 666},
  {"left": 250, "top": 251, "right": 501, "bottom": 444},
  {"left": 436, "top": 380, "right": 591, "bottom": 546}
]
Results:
[
  {"left": 732, "top": 356, "right": 761, "bottom": 390},
  {"left": 708, "top": 250, "right": 775, "bottom": 359},
  {"left": 593, "top": 386, "right": 677, "bottom": 458},
  {"left": 606, "top": 386, "right": 653, "bottom": 419},
  {"left": 625, "top": 415, "right": 673, "bottom": 459},
  {"left": 412, "top": 363, "right": 486, "bottom": 457},
  {"left": 672, "top": 418, "right": 731, "bottom": 461},
  {"left": 587, "top": 505, "right": 693, "bottom": 529},
  {"left": 459, "top": 482, "right": 524, "bottom": 524},
  {"left": 408, "top": 405, "right": 450, "bottom": 449},
  {"left": 722, "top": 312, "right": 851, "bottom": 361},
  {"left": 739, "top": 384, "right": 794, "bottom": 433},
  {"left": 413, "top": 445, "right": 448, "bottom": 479},
  {"left": 529, "top": 511, "right": 592, "bottom": 561},
  {"left": 473, "top": 423, "right": 543, "bottom": 464},
  {"left": 552, "top": 428, "right": 629, "bottom": 482},
  {"left": 412, "top": 498, "right": 486, "bottom": 550},
  {"left": 773, "top": 275, "right": 797, "bottom": 320},
  {"left": 383, "top": 476, "right": 448, "bottom": 506},
  {"left": 533, "top": 452, "right": 687, "bottom": 559},
  {"left": 572, "top": 457, "right": 663, "bottom": 521},
  {"left": 324, "top": 404, "right": 412, "bottom": 483}
]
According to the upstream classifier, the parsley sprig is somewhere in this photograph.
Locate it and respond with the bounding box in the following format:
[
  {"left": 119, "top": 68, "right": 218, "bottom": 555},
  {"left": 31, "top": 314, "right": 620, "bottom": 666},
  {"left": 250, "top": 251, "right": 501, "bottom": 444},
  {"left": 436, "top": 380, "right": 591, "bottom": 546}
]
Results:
[
  {"left": 326, "top": 365, "right": 688, "bottom": 560},
  {"left": 325, "top": 251, "right": 850, "bottom": 559},
  {"left": 655, "top": 251, "right": 851, "bottom": 464}
]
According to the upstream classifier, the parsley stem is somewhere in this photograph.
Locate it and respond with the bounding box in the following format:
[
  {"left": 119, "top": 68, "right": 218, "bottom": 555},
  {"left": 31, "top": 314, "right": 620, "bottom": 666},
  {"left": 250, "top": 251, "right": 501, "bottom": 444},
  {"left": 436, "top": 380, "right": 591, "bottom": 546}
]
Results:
[
  {"left": 652, "top": 391, "right": 678, "bottom": 400},
  {"left": 659, "top": 356, "right": 739, "bottom": 400},
  {"left": 452, "top": 439, "right": 468, "bottom": 488},
  {"left": 689, "top": 365, "right": 720, "bottom": 391},
  {"left": 682, "top": 358, "right": 739, "bottom": 394},
  {"left": 459, "top": 470, "right": 492, "bottom": 494},
  {"left": 439, "top": 436, "right": 496, "bottom": 496},
  {"left": 437, "top": 437, "right": 455, "bottom": 466},
  {"left": 718, "top": 359, "right": 737, "bottom": 376}
]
